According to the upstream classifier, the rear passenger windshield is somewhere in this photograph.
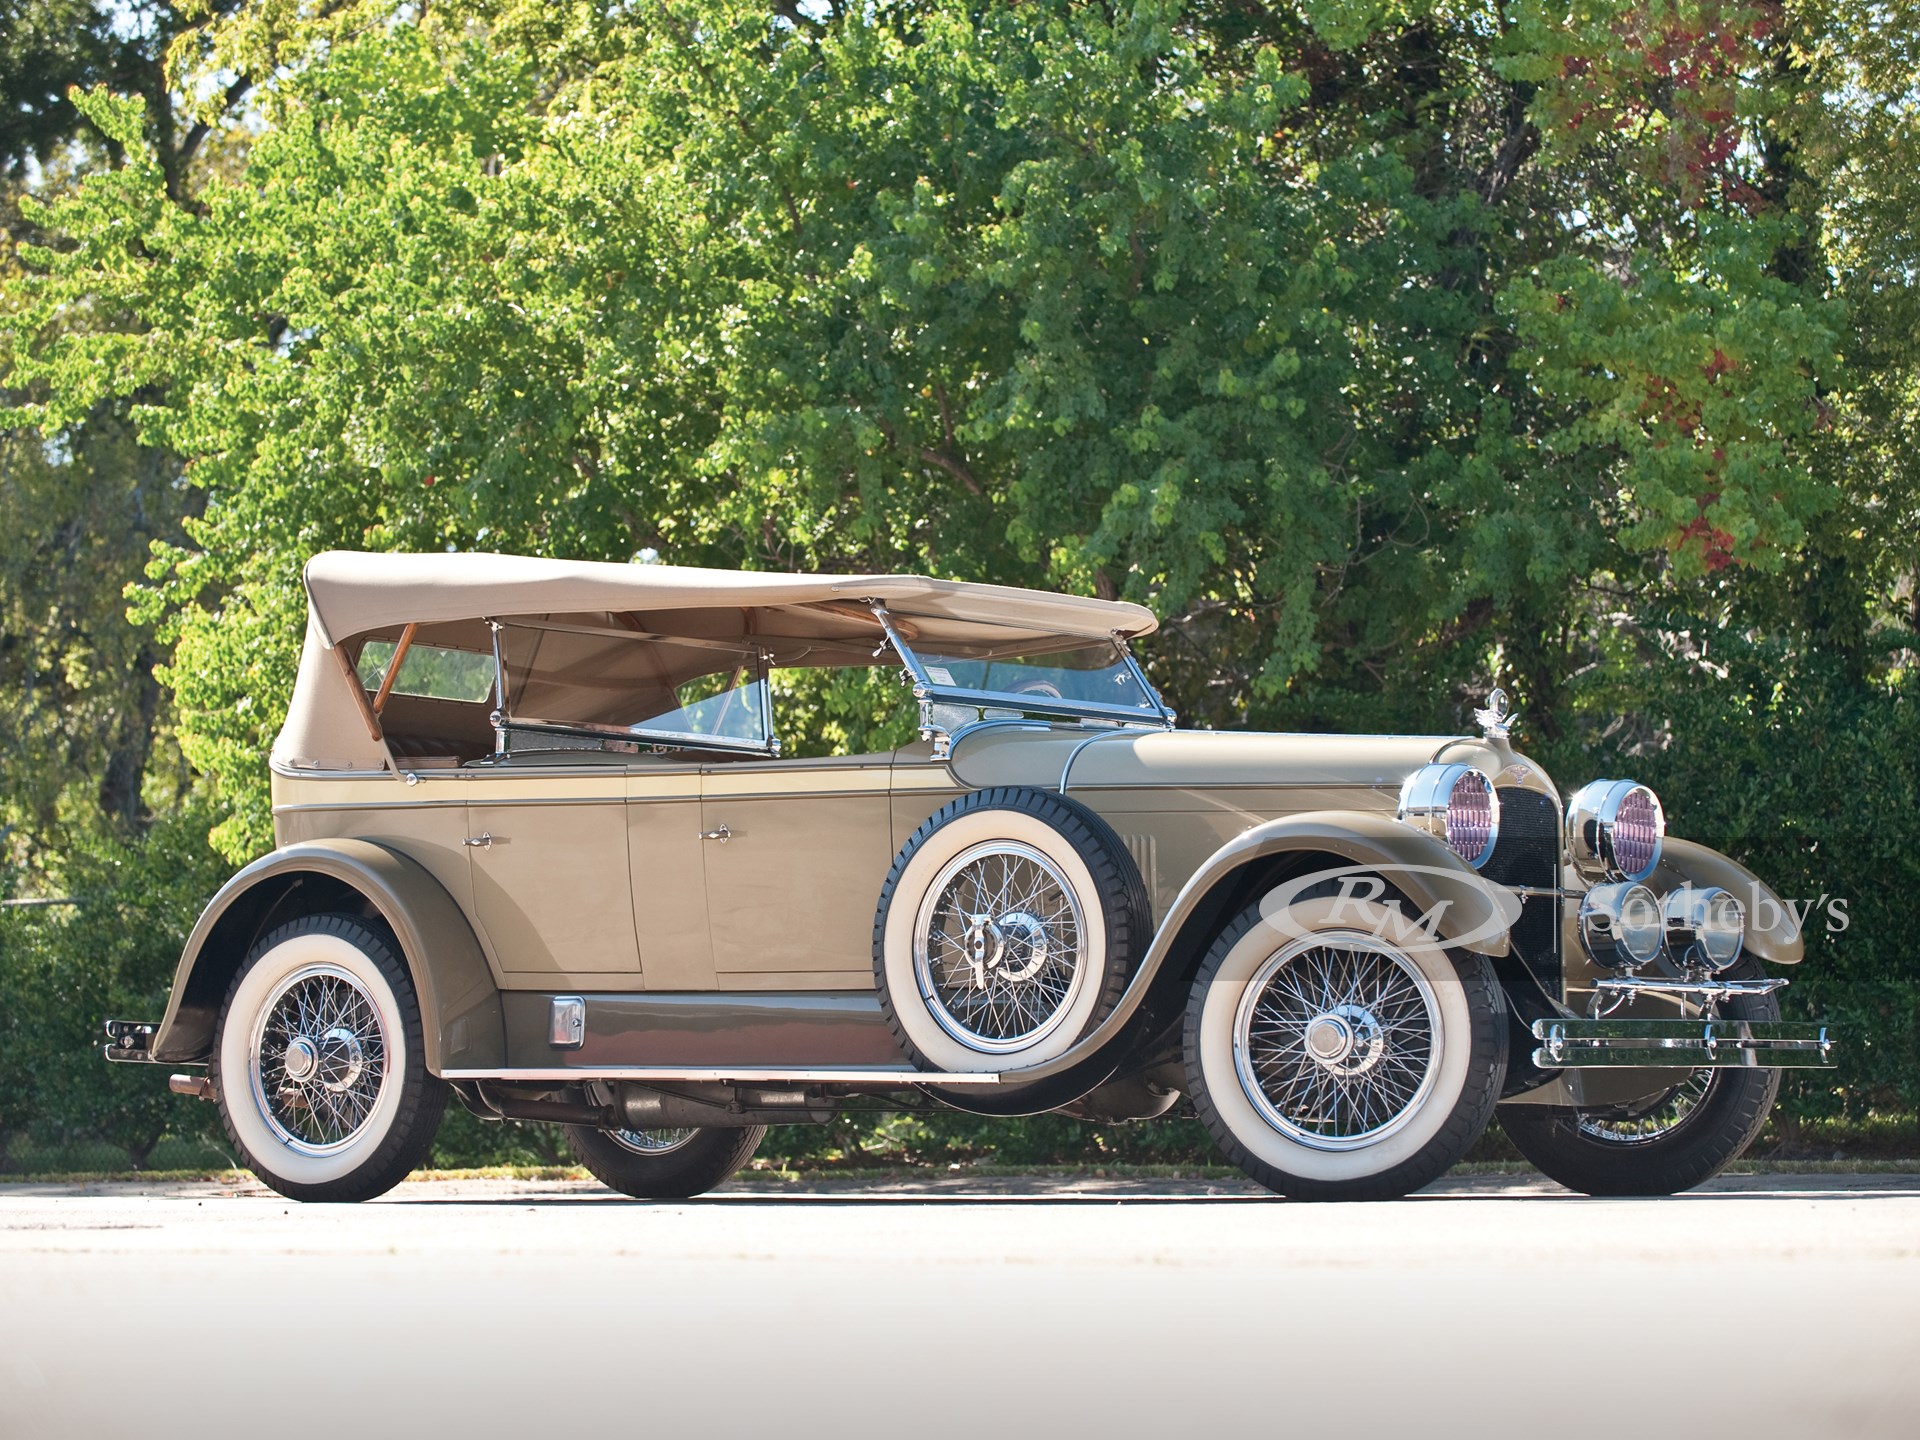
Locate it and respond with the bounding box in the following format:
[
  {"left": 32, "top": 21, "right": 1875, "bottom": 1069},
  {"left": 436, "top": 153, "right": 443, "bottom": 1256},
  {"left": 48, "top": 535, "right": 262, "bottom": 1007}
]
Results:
[{"left": 356, "top": 640, "right": 495, "bottom": 704}]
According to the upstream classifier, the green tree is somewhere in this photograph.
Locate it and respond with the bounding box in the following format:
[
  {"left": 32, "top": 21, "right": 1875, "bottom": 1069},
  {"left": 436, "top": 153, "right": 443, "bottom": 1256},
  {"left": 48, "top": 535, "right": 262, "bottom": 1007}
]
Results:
[
  {"left": 4, "top": 1, "right": 1846, "bottom": 841},
  {"left": 0, "top": 1, "right": 263, "bottom": 864}
]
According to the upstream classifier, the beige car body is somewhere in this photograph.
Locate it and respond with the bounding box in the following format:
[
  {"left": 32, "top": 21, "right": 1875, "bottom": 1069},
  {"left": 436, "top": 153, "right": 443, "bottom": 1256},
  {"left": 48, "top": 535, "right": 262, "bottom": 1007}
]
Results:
[{"left": 138, "top": 551, "right": 1806, "bottom": 1119}]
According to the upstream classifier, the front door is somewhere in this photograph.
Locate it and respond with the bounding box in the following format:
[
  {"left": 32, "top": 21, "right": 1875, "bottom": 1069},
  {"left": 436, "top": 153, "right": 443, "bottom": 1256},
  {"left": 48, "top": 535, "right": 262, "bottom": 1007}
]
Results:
[
  {"left": 699, "top": 756, "right": 896, "bottom": 990},
  {"left": 465, "top": 771, "right": 642, "bottom": 980}
]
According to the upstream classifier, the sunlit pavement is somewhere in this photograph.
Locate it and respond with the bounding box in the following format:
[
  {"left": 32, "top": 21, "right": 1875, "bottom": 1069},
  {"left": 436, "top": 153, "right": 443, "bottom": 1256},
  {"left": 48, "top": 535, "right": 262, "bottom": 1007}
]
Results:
[{"left": 3, "top": 1171, "right": 1915, "bottom": 1440}]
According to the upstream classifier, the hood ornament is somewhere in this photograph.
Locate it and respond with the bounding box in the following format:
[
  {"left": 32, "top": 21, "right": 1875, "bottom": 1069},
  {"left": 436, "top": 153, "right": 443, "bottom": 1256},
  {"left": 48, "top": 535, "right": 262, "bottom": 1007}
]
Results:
[{"left": 1474, "top": 687, "right": 1519, "bottom": 741}]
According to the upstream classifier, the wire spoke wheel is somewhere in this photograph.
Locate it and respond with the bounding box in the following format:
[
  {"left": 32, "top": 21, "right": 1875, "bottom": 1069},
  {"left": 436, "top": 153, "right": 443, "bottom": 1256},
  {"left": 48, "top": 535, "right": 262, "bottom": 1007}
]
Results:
[
  {"left": 1232, "top": 932, "right": 1443, "bottom": 1153},
  {"left": 1575, "top": 1070, "right": 1718, "bottom": 1146},
  {"left": 912, "top": 840, "right": 1087, "bottom": 1053},
  {"left": 610, "top": 1127, "right": 698, "bottom": 1156},
  {"left": 248, "top": 961, "right": 392, "bottom": 1157},
  {"left": 1499, "top": 956, "right": 1782, "bottom": 1197}
]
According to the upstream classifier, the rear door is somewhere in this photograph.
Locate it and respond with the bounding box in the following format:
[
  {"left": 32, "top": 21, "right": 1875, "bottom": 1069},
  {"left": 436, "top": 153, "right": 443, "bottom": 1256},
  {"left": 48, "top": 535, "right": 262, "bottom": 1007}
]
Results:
[{"left": 464, "top": 768, "right": 643, "bottom": 982}]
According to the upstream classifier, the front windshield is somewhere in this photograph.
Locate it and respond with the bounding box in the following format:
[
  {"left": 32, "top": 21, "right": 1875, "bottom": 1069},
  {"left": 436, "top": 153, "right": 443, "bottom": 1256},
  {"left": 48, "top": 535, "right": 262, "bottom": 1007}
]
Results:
[{"left": 904, "top": 640, "right": 1166, "bottom": 722}]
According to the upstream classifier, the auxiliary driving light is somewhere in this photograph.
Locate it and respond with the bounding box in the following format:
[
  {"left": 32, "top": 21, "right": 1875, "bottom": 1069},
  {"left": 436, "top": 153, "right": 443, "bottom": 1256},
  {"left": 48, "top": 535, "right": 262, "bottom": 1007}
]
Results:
[
  {"left": 1578, "top": 881, "right": 1665, "bottom": 971},
  {"left": 1662, "top": 885, "right": 1746, "bottom": 972}
]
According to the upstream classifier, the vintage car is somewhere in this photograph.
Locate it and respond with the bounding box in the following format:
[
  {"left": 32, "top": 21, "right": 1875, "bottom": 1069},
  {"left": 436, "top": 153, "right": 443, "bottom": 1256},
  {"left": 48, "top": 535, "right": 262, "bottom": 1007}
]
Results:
[{"left": 106, "top": 551, "right": 1832, "bottom": 1202}]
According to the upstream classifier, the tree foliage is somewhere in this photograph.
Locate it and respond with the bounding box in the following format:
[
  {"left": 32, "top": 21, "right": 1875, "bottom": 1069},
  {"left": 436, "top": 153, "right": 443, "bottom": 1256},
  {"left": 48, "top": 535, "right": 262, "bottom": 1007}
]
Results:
[{"left": 5, "top": 2, "right": 1853, "bottom": 826}]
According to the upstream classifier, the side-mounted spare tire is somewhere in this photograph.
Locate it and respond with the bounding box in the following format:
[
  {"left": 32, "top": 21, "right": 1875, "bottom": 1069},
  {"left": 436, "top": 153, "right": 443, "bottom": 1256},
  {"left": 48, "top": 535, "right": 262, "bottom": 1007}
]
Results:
[{"left": 873, "top": 786, "right": 1151, "bottom": 1073}]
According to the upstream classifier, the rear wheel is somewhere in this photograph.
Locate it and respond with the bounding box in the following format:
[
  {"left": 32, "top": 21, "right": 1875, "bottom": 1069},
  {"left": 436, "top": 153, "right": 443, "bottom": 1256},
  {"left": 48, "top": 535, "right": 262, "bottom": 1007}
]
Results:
[
  {"left": 1184, "top": 895, "right": 1507, "bottom": 1201},
  {"left": 1499, "top": 962, "right": 1781, "bottom": 1196},
  {"left": 211, "top": 914, "right": 447, "bottom": 1203},
  {"left": 565, "top": 1124, "right": 767, "bottom": 1200}
]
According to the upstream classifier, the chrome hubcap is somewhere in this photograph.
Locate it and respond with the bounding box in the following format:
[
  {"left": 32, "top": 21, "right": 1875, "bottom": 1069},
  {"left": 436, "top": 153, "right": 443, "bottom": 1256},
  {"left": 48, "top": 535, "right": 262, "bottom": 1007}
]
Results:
[
  {"left": 1304, "top": 1014, "right": 1352, "bottom": 1062},
  {"left": 1233, "top": 933, "right": 1442, "bottom": 1152},
  {"left": 250, "top": 962, "right": 391, "bottom": 1156},
  {"left": 282, "top": 1035, "right": 320, "bottom": 1083},
  {"left": 1303, "top": 1004, "right": 1388, "bottom": 1075},
  {"left": 914, "top": 841, "right": 1086, "bottom": 1052}
]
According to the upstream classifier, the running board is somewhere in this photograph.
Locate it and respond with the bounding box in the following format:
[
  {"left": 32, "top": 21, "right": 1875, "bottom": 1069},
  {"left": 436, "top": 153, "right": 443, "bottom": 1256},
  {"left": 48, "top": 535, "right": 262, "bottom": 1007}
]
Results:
[
  {"left": 438, "top": 1066, "right": 1004, "bottom": 1086},
  {"left": 1532, "top": 1019, "right": 1834, "bottom": 1070}
]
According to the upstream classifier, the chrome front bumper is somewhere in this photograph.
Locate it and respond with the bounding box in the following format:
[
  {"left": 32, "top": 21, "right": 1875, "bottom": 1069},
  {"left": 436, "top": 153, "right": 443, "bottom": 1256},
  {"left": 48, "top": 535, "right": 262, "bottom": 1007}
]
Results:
[{"left": 1532, "top": 1018, "right": 1835, "bottom": 1070}]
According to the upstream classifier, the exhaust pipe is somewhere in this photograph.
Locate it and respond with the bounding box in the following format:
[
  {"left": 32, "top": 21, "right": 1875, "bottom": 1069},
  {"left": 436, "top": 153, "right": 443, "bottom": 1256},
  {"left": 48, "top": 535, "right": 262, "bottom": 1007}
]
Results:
[
  {"left": 620, "top": 1083, "right": 837, "bottom": 1129},
  {"left": 169, "top": 1073, "right": 216, "bottom": 1101}
]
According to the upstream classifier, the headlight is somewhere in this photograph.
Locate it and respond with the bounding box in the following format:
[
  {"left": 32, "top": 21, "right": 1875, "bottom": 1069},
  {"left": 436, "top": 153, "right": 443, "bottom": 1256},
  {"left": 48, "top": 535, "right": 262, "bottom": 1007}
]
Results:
[
  {"left": 1663, "top": 885, "right": 1745, "bottom": 972},
  {"left": 1578, "top": 882, "right": 1664, "bottom": 971},
  {"left": 1566, "top": 779, "right": 1665, "bottom": 882},
  {"left": 1398, "top": 763, "right": 1500, "bottom": 870}
]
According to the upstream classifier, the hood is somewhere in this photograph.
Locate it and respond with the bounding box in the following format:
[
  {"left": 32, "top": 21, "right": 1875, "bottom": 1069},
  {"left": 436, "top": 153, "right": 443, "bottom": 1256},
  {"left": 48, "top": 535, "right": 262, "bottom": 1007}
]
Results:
[{"left": 948, "top": 725, "right": 1539, "bottom": 794}]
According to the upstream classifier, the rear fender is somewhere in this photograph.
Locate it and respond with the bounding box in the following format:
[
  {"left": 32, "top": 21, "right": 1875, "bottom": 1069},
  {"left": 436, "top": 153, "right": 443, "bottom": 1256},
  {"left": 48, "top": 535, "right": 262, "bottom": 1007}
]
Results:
[{"left": 150, "top": 839, "right": 504, "bottom": 1071}]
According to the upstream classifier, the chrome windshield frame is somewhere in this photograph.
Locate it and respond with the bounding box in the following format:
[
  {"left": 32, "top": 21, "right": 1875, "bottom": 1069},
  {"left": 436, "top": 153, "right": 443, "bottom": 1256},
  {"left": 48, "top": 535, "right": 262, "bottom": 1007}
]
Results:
[{"left": 867, "top": 601, "right": 1174, "bottom": 755}]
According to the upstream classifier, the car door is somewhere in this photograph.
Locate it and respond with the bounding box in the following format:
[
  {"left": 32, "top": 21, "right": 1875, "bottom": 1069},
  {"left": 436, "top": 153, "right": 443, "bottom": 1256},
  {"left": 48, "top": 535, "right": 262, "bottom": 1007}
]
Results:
[
  {"left": 625, "top": 761, "right": 717, "bottom": 990},
  {"left": 464, "top": 767, "right": 643, "bottom": 981},
  {"left": 699, "top": 755, "right": 897, "bottom": 990}
]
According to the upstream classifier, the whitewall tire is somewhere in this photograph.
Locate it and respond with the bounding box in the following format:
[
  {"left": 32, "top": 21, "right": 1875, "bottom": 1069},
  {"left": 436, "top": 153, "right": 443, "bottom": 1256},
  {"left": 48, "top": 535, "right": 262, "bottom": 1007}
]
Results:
[
  {"left": 873, "top": 788, "right": 1148, "bottom": 1074},
  {"left": 1185, "top": 894, "right": 1506, "bottom": 1200},
  {"left": 211, "top": 914, "right": 447, "bottom": 1202},
  {"left": 564, "top": 1124, "right": 767, "bottom": 1200}
]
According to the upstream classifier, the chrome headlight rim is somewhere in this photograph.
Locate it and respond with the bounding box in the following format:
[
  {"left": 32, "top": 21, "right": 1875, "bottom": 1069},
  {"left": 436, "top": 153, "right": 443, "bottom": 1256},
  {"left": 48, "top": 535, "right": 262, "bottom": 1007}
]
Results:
[
  {"left": 1397, "top": 763, "right": 1501, "bottom": 871},
  {"left": 1566, "top": 779, "right": 1666, "bottom": 884},
  {"left": 1663, "top": 884, "right": 1746, "bottom": 972},
  {"left": 1578, "top": 881, "right": 1665, "bottom": 972}
]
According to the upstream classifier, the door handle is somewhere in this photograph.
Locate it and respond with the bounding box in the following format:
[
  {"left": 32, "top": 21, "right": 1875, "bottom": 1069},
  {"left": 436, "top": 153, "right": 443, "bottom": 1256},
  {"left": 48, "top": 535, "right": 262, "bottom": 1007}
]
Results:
[
  {"left": 699, "top": 824, "right": 732, "bottom": 844},
  {"left": 463, "top": 832, "right": 496, "bottom": 849}
]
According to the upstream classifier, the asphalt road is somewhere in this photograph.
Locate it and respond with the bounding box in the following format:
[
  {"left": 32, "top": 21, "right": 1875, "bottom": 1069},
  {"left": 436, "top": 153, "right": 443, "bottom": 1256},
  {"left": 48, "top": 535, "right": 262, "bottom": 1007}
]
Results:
[{"left": 2, "top": 1171, "right": 1915, "bottom": 1440}]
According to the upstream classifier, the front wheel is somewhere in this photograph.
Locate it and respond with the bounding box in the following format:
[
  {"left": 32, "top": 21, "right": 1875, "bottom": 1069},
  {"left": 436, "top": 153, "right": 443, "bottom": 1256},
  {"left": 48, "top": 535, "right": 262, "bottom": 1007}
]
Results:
[
  {"left": 565, "top": 1124, "right": 767, "bottom": 1199},
  {"left": 1184, "top": 895, "right": 1507, "bottom": 1201},
  {"left": 211, "top": 913, "right": 448, "bottom": 1203},
  {"left": 1498, "top": 963, "right": 1782, "bottom": 1196}
]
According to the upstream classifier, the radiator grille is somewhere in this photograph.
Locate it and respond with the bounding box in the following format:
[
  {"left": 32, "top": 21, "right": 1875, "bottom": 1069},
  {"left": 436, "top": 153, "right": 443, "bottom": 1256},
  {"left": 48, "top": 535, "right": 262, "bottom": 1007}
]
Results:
[{"left": 1482, "top": 787, "right": 1561, "bottom": 991}]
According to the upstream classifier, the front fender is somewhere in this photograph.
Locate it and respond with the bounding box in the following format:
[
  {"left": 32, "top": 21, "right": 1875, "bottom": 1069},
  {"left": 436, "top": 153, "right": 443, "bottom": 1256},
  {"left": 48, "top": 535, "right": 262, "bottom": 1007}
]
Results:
[
  {"left": 1016, "top": 809, "right": 1512, "bottom": 1082},
  {"left": 151, "top": 839, "right": 505, "bottom": 1071},
  {"left": 1652, "top": 838, "right": 1806, "bottom": 965},
  {"left": 1161, "top": 810, "right": 1515, "bottom": 960}
]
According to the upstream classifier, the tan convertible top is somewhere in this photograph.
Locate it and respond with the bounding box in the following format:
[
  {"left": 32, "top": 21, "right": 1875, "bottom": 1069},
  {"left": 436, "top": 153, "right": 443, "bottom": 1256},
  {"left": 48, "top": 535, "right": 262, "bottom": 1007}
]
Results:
[
  {"left": 302, "top": 550, "right": 1155, "bottom": 648},
  {"left": 275, "top": 551, "right": 1157, "bottom": 771}
]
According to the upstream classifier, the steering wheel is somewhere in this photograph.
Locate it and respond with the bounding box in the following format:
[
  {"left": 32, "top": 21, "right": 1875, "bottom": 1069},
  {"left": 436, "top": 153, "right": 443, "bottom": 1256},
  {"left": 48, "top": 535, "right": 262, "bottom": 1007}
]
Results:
[{"left": 1006, "top": 679, "right": 1065, "bottom": 700}]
